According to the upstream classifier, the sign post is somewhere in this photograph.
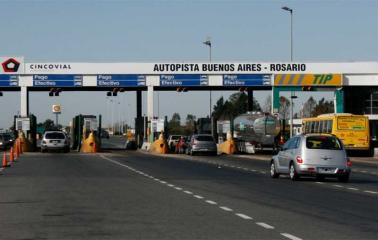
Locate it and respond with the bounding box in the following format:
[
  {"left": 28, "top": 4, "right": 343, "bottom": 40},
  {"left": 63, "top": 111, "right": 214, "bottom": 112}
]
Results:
[{"left": 52, "top": 104, "right": 61, "bottom": 126}]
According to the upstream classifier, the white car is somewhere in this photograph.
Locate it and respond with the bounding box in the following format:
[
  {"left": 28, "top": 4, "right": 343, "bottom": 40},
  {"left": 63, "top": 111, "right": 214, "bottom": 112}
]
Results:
[{"left": 41, "top": 131, "right": 70, "bottom": 153}]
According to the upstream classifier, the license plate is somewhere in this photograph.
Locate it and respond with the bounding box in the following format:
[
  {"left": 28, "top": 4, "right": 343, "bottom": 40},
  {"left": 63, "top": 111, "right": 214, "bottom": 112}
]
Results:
[{"left": 318, "top": 167, "right": 336, "bottom": 174}]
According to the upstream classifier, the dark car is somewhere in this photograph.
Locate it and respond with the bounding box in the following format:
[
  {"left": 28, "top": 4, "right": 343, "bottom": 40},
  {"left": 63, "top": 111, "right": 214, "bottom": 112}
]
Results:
[{"left": 0, "top": 133, "right": 14, "bottom": 150}]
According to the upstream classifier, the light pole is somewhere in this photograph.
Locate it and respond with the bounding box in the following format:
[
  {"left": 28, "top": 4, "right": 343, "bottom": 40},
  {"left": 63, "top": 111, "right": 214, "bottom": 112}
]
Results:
[
  {"left": 203, "top": 37, "right": 212, "bottom": 118},
  {"left": 282, "top": 6, "right": 295, "bottom": 137}
]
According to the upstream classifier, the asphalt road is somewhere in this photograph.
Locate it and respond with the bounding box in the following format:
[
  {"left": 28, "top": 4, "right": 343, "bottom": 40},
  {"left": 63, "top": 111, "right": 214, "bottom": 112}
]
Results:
[{"left": 0, "top": 150, "right": 377, "bottom": 240}]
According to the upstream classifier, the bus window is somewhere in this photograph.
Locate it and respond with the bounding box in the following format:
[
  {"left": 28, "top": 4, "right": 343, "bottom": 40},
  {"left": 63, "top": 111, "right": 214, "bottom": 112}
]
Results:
[
  {"left": 314, "top": 121, "right": 319, "bottom": 133},
  {"left": 310, "top": 122, "right": 315, "bottom": 133},
  {"left": 326, "top": 120, "right": 332, "bottom": 133},
  {"left": 319, "top": 121, "right": 324, "bottom": 133}
]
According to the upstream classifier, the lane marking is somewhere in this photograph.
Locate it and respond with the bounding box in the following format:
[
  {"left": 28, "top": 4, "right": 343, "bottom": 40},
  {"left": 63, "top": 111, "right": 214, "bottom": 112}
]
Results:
[
  {"left": 219, "top": 206, "right": 233, "bottom": 212},
  {"left": 160, "top": 181, "right": 167, "bottom": 184},
  {"left": 260, "top": 171, "right": 266, "bottom": 174},
  {"left": 256, "top": 222, "right": 275, "bottom": 229},
  {"left": 333, "top": 184, "right": 343, "bottom": 188},
  {"left": 174, "top": 187, "right": 182, "bottom": 191},
  {"left": 251, "top": 169, "right": 257, "bottom": 172},
  {"left": 194, "top": 195, "right": 204, "bottom": 199},
  {"left": 167, "top": 184, "right": 175, "bottom": 187},
  {"left": 347, "top": 187, "right": 359, "bottom": 191},
  {"left": 364, "top": 190, "right": 378, "bottom": 194},
  {"left": 281, "top": 233, "right": 303, "bottom": 240},
  {"left": 235, "top": 213, "right": 253, "bottom": 220},
  {"left": 315, "top": 182, "right": 324, "bottom": 184},
  {"left": 184, "top": 190, "right": 193, "bottom": 195},
  {"left": 205, "top": 200, "right": 217, "bottom": 205}
]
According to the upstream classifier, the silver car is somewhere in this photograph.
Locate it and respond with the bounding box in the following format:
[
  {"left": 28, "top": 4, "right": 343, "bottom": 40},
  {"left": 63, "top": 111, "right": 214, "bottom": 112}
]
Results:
[
  {"left": 270, "top": 134, "right": 351, "bottom": 182},
  {"left": 41, "top": 131, "right": 70, "bottom": 153},
  {"left": 186, "top": 134, "right": 217, "bottom": 156}
]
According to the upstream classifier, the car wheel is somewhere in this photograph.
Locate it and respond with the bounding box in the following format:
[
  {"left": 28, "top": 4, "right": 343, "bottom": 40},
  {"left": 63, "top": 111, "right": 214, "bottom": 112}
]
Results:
[
  {"left": 270, "top": 160, "right": 279, "bottom": 178},
  {"left": 338, "top": 174, "right": 350, "bottom": 183},
  {"left": 289, "top": 162, "right": 299, "bottom": 181}
]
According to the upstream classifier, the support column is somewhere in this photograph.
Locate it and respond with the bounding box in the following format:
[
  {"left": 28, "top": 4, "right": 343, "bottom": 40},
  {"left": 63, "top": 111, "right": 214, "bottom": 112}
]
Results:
[
  {"left": 136, "top": 90, "right": 143, "bottom": 146},
  {"left": 335, "top": 88, "right": 344, "bottom": 113},
  {"left": 247, "top": 88, "right": 253, "bottom": 112},
  {"left": 147, "top": 85, "right": 154, "bottom": 143},
  {"left": 20, "top": 86, "right": 29, "bottom": 117},
  {"left": 272, "top": 87, "right": 280, "bottom": 113}
]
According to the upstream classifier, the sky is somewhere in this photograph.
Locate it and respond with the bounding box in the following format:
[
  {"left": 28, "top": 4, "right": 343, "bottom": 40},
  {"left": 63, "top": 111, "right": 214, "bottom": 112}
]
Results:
[{"left": 1, "top": 0, "right": 378, "bottom": 129}]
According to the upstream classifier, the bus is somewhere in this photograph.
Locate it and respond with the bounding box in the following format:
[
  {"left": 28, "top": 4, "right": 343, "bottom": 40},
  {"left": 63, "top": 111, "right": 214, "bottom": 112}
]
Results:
[{"left": 302, "top": 113, "right": 370, "bottom": 153}]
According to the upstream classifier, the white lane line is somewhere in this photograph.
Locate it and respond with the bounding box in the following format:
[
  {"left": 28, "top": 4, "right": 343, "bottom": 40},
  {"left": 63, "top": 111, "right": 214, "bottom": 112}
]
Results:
[
  {"left": 243, "top": 168, "right": 249, "bottom": 171},
  {"left": 364, "top": 190, "right": 378, "bottom": 194},
  {"left": 235, "top": 213, "right": 253, "bottom": 220},
  {"left": 205, "top": 200, "right": 217, "bottom": 205},
  {"left": 256, "top": 222, "right": 275, "bottom": 229},
  {"left": 333, "top": 184, "right": 344, "bottom": 188},
  {"left": 281, "top": 233, "right": 303, "bottom": 240},
  {"left": 315, "top": 182, "right": 324, "bottom": 184},
  {"left": 347, "top": 187, "right": 359, "bottom": 191},
  {"left": 250, "top": 169, "right": 257, "bottom": 172},
  {"left": 184, "top": 190, "right": 193, "bottom": 195},
  {"left": 260, "top": 171, "right": 266, "bottom": 174},
  {"left": 361, "top": 170, "right": 367, "bottom": 173},
  {"left": 167, "top": 184, "right": 175, "bottom": 187},
  {"left": 153, "top": 178, "right": 160, "bottom": 181},
  {"left": 219, "top": 206, "right": 233, "bottom": 212},
  {"left": 194, "top": 195, "right": 204, "bottom": 199},
  {"left": 160, "top": 181, "right": 167, "bottom": 184},
  {"left": 174, "top": 187, "right": 183, "bottom": 191}
]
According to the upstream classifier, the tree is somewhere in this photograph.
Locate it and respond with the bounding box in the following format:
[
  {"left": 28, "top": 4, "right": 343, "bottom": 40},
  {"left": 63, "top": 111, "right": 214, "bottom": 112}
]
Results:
[
  {"left": 167, "top": 113, "right": 183, "bottom": 135},
  {"left": 263, "top": 95, "right": 272, "bottom": 113},
  {"left": 37, "top": 119, "right": 55, "bottom": 130},
  {"left": 279, "top": 96, "right": 291, "bottom": 120},
  {"left": 312, "top": 98, "right": 334, "bottom": 116},
  {"left": 302, "top": 96, "right": 317, "bottom": 118},
  {"left": 184, "top": 114, "right": 196, "bottom": 135}
]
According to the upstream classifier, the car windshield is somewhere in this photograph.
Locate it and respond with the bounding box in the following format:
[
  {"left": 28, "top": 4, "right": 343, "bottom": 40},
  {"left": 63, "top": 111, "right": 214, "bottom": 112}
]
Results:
[
  {"left": 195, "top": 135, "right": 214, "bottom": 141},
  {"left": 306, "top": 136, "right": 342, "bottom": 150},
  {"left": 45, "top": 132, "right": 65, "bottom": 139}
]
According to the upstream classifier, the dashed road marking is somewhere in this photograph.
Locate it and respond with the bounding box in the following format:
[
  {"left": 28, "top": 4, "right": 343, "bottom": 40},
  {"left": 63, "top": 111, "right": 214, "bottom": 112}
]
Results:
[
  {"left": 364, "top": 190, "right": 378, "bottom": 194},
  {"left": 160, "top": 181, "right": 167, "bottom": 184},
  {"left": 184, "top": 190, "right": 193, "bottom": 195},
  {"left": 167, "top": 184, "right": 175, "bottom": 187},
  {"left": 205, "top": 200, "right": 217, "bottom": 205},
  {"left": 333, "top": 184, "right": 343, "bottom": 188},
  {"left": 315, "top": 182, "right": 324, "bottom": 184},
  {"left": 235, "top": 213, "right": 253, "bottom": 220},
  {"left": 256, "top": 222, "right": 275, "bottom": 229},
  {"left": 219, "top": 206, "right": 233, "bottom": 212},
  {"left": 281, "top": 233, "right": 303, "bottom": 240},
  {"left": 174, "top": 187, "right": 182, "bottom": 191},
  {"left": 260, "top": 171, "right": 266, "bottom": 174},
  {"left": 347, "top": 187, "right": 359, "bottom": 191},
  {"left": 194, "top": 195, "right": 204, "bottom": 199}
]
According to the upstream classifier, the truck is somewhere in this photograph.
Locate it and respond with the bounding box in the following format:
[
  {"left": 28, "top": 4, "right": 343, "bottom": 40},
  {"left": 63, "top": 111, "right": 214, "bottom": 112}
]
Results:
[{"left": 233, "top": 112, "right": 281, "bottom": 154}]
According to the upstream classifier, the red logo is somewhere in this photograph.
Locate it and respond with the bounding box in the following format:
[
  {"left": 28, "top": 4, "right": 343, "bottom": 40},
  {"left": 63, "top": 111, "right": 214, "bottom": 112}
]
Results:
[{"left": 2, "top": 58, "right": 20, "bottom": 72}]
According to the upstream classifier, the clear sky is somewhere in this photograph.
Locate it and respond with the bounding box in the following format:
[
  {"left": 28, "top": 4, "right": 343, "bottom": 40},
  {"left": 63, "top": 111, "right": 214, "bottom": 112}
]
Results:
[{"left": 1, "top": 0, "right": 378, "bottom": 129}]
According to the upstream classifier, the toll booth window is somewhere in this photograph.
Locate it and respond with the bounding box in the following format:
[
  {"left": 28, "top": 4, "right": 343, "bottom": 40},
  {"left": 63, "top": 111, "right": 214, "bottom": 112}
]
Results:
[{"left": 45, "top": 132, "right": 65, "bottom": 139}]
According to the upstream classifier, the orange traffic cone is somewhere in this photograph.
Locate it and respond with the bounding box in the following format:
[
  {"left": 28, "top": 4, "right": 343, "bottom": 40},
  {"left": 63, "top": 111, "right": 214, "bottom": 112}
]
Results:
[
  {"left": 2, "top": 151, "right": 9, "bottom": 168},
  {"left": 10, "top": 147, "right": 14, "bottom": 163},
  {"left": 93, "top": 141, "right": 97, "bottom": 153}
]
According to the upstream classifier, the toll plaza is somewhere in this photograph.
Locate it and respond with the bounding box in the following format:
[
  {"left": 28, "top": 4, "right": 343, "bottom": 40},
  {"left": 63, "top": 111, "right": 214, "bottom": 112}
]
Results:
[{"left": 1, "top": 58, "right": 378, "bottom": 151}]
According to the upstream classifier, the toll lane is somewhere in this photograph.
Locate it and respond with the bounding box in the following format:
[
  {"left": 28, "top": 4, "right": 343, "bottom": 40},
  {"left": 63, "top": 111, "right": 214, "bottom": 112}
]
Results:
[
  {"left": 108, "top": 151, "right": 378, "bottom": 240},
  {"left": 0, "top": 152, "right": 284, "bottom": 240}
]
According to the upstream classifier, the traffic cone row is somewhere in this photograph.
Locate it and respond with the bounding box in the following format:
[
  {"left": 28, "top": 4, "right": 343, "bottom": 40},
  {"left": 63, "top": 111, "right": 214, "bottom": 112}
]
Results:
[{"left": 1, "top": 139, "right": 23, "bottom": 170}]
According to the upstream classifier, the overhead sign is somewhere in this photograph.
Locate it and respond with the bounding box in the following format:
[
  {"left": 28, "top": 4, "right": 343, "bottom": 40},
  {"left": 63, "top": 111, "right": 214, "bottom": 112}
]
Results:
[
  {"left": 33, "top": 75, "right": 83, "bottom": 87},
  {"left": 0, "top": 75, "right": 18, "bottom": 87},
  {"left": 223, "top": 74, "right": 271, "bottom": 86},
  {"left": 97, "top": 75, "right": 145, "bottom": 87},
  {"left": 52, "top": 104, "right": 61, "bottom": 113},
  {"left": 0, "top": 57, "right": 24, "bottom": 74},
  {"left": 160, "top": 75, "right": 208, "bottom": 86},
  {"left": 274, "top": 74, "right": 342, "bottom": 86}
]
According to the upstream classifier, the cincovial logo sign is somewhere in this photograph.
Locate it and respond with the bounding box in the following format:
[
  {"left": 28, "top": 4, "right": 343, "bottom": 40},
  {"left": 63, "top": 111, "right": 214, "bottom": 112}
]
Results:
[
  {"left": 30, "top": 64, "right": 72, "bottom": 70},
  {"left": 2, "top": 58, "right": 20, "bottom": 72}
]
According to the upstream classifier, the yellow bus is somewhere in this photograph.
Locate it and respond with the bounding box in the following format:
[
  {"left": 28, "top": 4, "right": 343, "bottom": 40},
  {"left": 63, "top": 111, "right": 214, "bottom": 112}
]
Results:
[{"left": 302, "top": 113, "right": 370, "bottom": 152}]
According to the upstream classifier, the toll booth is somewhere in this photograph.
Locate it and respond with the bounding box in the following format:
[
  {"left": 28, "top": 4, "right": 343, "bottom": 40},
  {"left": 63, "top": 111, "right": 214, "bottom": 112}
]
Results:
[
  {"left": 14, "top": 114, "right": 37, "bottom": 151},
  {"left": 70, "top": 114, "right": 101, "bottom": 151}
]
